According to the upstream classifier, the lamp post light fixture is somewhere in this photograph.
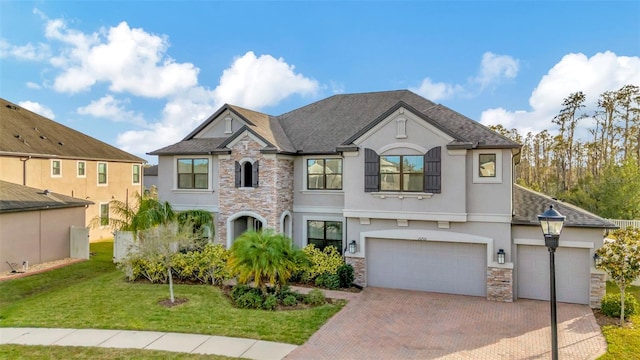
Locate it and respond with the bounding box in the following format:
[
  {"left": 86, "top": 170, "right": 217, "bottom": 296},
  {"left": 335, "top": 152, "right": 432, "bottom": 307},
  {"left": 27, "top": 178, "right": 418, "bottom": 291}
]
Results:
[
  {"left": 497, "top": 249, "right": 506, "bottom": 264},
  {"left": 537, "top": 205, "right": 566, "bottom": 360},
  {"left": 348, "top": 240, "right": 357, "bottom": 254}
]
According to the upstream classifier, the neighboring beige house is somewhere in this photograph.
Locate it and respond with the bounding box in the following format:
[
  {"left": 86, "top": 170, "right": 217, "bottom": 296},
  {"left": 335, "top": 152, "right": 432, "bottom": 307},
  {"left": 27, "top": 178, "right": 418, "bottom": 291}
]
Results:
[
  {"left": 0, "top": 98, "right": 145, "bottom": 240},
  {"left": 150, "top": 90, "right": 616, "bottom": 307},
  {"left": 0, "top": 180, "right": 92, "bottom": 273}
]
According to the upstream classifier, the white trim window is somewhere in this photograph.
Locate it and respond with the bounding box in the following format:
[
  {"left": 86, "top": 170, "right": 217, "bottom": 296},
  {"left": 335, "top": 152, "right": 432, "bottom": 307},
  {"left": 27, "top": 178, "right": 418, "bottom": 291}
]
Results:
[
  {"left": 305, "top": 218, "right": 343, "bottom": 254},
  {"left": 306, "top": 158, "right": 342, "bottom": 190},
  {"left": 473, "top": 151, "right": 502, "bottom": 183},
  {"left": 97, "top": 162, "right": 108, "bottom": 185},
  {"left": 177, "top": 158, "right": 209, "bottom": 189},
  {"left": 99, "top": 202, "right": 110, "bottom": 227},
  {"left": 77, "top": 161, "right": 86, "bottom": 178},
  {"left": 51, "top": 160, "right": 61, "bottom": 177},
  {"left": 132, "top": 164, "right": 141, "bottom": 184}
]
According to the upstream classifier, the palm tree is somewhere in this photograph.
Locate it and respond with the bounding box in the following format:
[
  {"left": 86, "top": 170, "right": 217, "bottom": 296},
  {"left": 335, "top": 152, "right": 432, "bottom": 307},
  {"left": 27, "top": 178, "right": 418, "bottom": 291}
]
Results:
[{"left": 228, "top": 229, "right": 308, "bottom": 294}]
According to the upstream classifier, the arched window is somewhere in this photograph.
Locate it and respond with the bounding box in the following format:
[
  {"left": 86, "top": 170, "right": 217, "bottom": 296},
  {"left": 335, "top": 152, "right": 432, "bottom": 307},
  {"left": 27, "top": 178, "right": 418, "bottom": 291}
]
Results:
[{"left": 235, "top": 160, "right": 259, "bottom": 188}]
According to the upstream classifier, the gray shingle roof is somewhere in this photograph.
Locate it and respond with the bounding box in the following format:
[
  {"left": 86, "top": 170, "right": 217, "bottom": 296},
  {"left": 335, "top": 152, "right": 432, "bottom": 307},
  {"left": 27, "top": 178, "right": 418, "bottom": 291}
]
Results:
[
  {"left": 512, "top": 184, "right": 617, "bottom": 229},
  {"left": 143, "top": 165, "right": 158, "bottom": 176},
  {"left": 150, "top": 90, "right": 521, "bottom": 155},
  {"left": 149, "top": 137, "right": 228, "bottom": 155},
  {"left": 1, "top": 98, "right": 144, "bottom": 163},
  {"left": 0, "top": 180, "right": 93, "bottom": 213}
]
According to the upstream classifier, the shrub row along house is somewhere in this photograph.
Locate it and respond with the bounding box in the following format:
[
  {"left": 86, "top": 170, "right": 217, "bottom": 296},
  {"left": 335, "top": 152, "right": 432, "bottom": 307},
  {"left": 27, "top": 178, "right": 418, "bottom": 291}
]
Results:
[
  {"left": 149, "top": 90, "right": 616, "bottom": 307},
  {"left": 0, "top": 98, "right": 144, "bottom": 272}
]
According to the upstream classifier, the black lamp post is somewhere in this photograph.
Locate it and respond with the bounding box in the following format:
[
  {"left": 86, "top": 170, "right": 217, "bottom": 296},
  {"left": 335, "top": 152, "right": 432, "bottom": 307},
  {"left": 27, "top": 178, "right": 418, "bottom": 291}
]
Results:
[{"left": 537, "top": 205, "right": 566, "bottom": 360}]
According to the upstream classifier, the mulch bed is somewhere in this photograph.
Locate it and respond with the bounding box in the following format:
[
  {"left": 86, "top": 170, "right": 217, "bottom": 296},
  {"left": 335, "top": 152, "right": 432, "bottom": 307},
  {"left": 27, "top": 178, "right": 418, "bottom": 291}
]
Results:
[
  {"left": 158, "top": 297, "right": 189, "bottom": 308},
  {"left": 593, "top": 309, "right": 634, "bottom": 328}
]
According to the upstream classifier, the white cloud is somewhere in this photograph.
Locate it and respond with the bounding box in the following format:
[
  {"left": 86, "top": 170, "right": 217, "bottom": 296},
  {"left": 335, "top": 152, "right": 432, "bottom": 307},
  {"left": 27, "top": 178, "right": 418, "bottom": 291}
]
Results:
[
  {"left": 412, "top": 52, "right": 519, "bottom": 100},
  {"left": 77, "top": 95, "right": 146, "bottom": 126},
  {"left": 117, "top": 52, "right": 319, "bottom": 157},
  {"left": 18, "top": 101, "right": 55, "bottom": 119},
  {"left": 474, "top": 52, "right": 519, "bottom": 89},
  {"left": 0, "top": 38, "right": 51, "bottom": 61},
  {"left": 44, "top": 18, "right": 198, "bottom": 97},
  {"left": 26, "top": 82, "right": 42, "bottom": 89},
  {"left": 412, "top": 77, "right": 464, "bottom": 101},
  {"left": 480, "top": 51, "right": 640, "bottom": 139},
  {"left": 212, "top": 51, "right": 319, "bottom": 108}
]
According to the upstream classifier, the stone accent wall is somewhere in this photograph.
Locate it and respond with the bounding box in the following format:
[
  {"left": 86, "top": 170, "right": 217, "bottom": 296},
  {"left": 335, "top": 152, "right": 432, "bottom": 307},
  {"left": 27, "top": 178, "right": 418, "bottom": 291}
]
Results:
[
  {"left": 216, "top": 135, "right": 294, "bottom": 246},
  {"left": 590, "top": 272, "right": 606, "bottom": 309},
  {"left": 487, "top": 267, "right": 513, "bottom": 302},
  {"left": 345, "top": 257, "right": 366, "bottom": 287}
]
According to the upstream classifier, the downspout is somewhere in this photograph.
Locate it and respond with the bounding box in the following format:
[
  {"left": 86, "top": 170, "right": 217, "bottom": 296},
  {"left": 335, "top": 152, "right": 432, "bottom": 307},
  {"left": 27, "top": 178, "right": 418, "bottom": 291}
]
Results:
[{"left": 20, "top": 156, "right": 31, "bottom": 185}]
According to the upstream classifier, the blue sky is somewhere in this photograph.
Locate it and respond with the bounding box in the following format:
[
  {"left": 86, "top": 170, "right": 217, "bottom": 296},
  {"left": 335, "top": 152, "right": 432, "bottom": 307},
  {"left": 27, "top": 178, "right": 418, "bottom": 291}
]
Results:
[{"left": 1, "top": 1, "right": 639, "bottom": 163}]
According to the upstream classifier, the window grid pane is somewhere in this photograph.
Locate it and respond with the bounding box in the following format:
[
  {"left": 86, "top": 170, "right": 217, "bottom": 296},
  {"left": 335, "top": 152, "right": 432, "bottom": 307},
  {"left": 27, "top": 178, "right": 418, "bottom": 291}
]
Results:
[
  {"left": 307, "top": 220, "right": 343, "bottom": 254},
  {"left": 380, "top": 155, "right": 424, "bottom": 192},
  {"left": 177, "top": 158, "right": 208, "bottom": 189},
  {"left": 98, "top": 163, "right": 107, "bottom": 184},
  {"left": 307, "top": 158, "right": 342, "bottom": 190},
  {"left": 479, "top": 154, "right": 496, "bottom": 177},
  {"left": 78, "top": 162, "right": 85, "bottom": 176}
]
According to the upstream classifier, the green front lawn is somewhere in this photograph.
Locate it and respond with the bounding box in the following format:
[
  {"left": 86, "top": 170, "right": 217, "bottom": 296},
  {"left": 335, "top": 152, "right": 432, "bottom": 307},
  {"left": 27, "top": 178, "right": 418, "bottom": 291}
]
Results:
[
  {"left": 0, "top": 345, "right": 233, "bottom": 360},
  {"left": 598, "top": 282, "right": 640, "bottom": 360},
  {"left": 0, "top": 240, "right": 343, "bottom": 345}
]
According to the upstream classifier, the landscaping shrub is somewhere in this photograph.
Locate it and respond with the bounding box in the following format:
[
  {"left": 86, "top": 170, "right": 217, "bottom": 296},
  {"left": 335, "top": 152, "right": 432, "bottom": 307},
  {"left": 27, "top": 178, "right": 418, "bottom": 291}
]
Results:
[
  {"left": 301, "top": 244, "right": 344, "bottom": 283},
  {"left": 282, "top": 295, "right": 298, "bottom": 307},
  {"left": 337, "top": 263, "right": 354, "bottom": 288},
  {"left": 304, "top": 288, "right": 326, "bottom": 306},
  {"left": 236, "top": 291, "right": 264, "bottom": 309},
  {"left": 119, "top": 243, "right": 230, "bottom": 285},
  {"left": 263, "top": 295, "right": 278, "bottom": 311},
  {"left": 315, "top": 273, "right": 340, "bottom": 290},
  {"left": 601, "top": 292, "right": 639, "bottom": 319}
]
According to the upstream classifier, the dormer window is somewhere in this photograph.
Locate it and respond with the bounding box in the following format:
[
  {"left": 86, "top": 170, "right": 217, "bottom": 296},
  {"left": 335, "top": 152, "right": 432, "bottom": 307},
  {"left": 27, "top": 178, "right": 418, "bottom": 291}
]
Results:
[{"left": 235, "top": 160, "right": 259, "bottom": 188}]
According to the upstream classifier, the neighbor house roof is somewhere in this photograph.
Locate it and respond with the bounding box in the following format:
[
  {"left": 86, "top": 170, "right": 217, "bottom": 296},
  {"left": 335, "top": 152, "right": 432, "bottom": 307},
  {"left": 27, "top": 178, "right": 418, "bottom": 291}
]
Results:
[
  {"left": 150, "top": 90, "right": 520, "bottom": 156},
  {"left": 512, "top": 184, "right": 617, "bottom": 229},
  {"left": 0, "top": 180, "right": 93, "bottom": 213},
  {"left": 0, "top": 98, "right": 145, "bottom": 163},
  {"left": 143, "top": 165, "right": 158, "bottom": 176}
]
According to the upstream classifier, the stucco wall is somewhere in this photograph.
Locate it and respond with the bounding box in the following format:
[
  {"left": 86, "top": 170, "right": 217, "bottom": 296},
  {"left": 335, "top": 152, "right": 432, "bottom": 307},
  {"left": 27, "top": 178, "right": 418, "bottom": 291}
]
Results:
[
  {"left": 0, "top": 156, "right": 143, "bottom": 240},
  {"left": 0, "top": 206, "right": 86, "bottom": 272}
]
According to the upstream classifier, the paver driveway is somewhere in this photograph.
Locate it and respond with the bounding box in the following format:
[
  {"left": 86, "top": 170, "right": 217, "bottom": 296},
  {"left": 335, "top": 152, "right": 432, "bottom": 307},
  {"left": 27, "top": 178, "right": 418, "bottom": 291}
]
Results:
[{"left": 287, "top": 287, "right": 607, "bottom": 360}]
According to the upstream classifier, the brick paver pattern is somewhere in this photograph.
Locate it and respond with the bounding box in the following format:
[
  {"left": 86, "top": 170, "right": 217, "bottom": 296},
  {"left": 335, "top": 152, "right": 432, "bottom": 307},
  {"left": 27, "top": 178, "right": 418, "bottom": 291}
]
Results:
[{"left": 287, "top": 287, "right": 607, "bottom": 360}]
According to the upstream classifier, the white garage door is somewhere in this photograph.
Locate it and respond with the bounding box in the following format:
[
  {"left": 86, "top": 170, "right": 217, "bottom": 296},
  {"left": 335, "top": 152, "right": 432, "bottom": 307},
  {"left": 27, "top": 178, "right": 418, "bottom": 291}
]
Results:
[
  {"left": 367, "top": 238, "right": 487, "bottom": 296},
  {"left": 517, "top": 245, "right": 590, "bottom": 304}
]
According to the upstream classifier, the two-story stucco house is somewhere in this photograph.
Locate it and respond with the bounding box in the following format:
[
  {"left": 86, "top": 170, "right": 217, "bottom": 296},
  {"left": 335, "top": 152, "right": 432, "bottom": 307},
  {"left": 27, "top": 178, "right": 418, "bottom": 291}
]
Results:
[
  {"left": 0, "top": 98, "right": 145, "bottom": 240},
  {"left": 150, "top": 90, "right": 615, "bottom": 307}
]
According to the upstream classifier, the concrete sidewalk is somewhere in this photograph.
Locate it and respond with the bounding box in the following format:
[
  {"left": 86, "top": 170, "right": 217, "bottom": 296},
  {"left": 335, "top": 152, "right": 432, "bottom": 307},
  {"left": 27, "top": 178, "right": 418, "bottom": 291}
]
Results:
[{"left": 0, "top": 327, "right": 297, "bottom": 360}]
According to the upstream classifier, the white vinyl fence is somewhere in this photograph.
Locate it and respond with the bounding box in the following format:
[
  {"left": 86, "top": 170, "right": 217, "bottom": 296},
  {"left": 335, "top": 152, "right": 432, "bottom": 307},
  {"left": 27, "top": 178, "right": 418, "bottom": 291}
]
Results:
[{"left": 606, "top": 219, "right": 640, "bottom": 229}]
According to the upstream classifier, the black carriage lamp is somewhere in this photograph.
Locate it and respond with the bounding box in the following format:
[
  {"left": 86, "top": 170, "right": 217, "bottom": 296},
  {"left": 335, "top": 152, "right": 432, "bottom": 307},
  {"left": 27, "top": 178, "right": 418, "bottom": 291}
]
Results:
[
  {"left": 537, "top": 205, "right": 566, "bottom": 360},
  {"left": 348, "top": 240, "right": 357, "bottom": 254},
  {"left": 497, "top": 249, "right": 505, "bottom": 264}
]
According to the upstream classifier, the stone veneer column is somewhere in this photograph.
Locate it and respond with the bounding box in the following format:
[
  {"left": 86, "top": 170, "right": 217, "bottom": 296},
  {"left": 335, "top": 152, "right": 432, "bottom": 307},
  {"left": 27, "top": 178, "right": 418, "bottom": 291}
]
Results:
[
  {"left": 590, "top": 271, "right": 606, "bottom": 309},
  {"left": 487, "top": 265, "right": 513, "bottom": 302},
  {"left": 345, "top": 256, "right": 366, "bottom": 287},
  {"left": 216, "top": 135, "right": 294, "bottom": 247}
]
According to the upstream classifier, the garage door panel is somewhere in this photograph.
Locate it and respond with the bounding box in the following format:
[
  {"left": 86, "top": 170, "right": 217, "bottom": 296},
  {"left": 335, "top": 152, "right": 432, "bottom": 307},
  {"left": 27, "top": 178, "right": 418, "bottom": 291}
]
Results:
[
  {"left": 517, "top": 245, "right": 590, "bottom": 304},
  {"left": 367, "top": 239, "right": 486, "bottom": 297}
]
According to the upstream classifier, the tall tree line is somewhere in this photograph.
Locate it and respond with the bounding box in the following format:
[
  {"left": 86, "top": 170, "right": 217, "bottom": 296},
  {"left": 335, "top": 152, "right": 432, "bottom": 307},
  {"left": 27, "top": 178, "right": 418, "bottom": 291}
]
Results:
[{"left": 490, "top": 84, "right": 640, "bottom": 219}]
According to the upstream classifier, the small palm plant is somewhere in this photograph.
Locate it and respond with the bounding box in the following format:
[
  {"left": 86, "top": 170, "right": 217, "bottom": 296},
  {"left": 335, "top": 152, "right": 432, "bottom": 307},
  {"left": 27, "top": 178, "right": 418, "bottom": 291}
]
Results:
[{"left": 228, "top": 229, "right": 308, "bottom": 294}]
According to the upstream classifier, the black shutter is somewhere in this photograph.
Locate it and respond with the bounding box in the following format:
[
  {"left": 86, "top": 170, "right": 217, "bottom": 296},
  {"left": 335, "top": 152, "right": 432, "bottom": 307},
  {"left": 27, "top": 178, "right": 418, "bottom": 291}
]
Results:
[
  {"left": 234, "top": 161, "right": 241, "bottom": 188},
  {"left": 424, "top": 146, "right": 441, "bottom": 193},
  {"left": 364, "top": 148, "right": 380, "bottom": 192},
  {"left": 252, "top": 161, "right": 259, "bottom": 188}
]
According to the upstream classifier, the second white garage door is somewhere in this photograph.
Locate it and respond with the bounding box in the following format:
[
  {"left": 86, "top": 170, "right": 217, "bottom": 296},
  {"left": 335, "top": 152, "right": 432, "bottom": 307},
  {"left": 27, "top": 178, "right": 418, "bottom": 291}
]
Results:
[
  {"left": 367, "top": 238, "right": 487, "bottom": 296},
  {"left": 517, "top": 245, "right": 590, "bottom": 304}
]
